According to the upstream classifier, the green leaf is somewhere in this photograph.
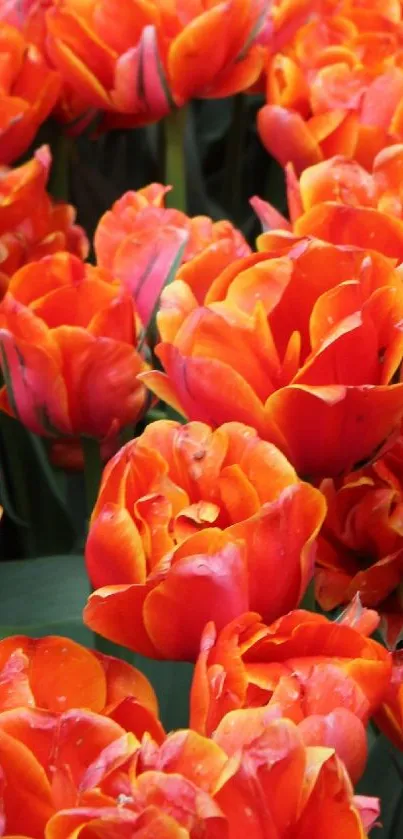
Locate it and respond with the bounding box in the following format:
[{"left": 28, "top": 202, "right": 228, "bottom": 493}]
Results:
[
  {"left": 0, "top": 415, "right": 77, "bottom": 558},
  {"left": 0, "top": 555, "right": 92, "bottom": 645},
  {"left": 357, "top": 733, "right": 403, "bottom": 838}
]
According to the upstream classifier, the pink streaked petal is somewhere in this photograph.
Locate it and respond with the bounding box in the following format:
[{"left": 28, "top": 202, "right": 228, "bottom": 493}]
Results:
[
  {"left": 112, "top": 25, "right": 171, "bottom": 119},
  {"left": 113, "top": 227, "right": 188, "bottom": 329}
]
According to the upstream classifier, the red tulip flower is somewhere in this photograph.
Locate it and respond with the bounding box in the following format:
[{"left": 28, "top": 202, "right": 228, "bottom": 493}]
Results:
[
  {"left": 84, "top": 419, "right": 325, "bottom": 659},
  {"left": 253, "top": 147, "right": 403, "bottom": 261},
  {"left": 316, "top": 429, "right": 403, "bottom": 645},
  {"left": 0, "top": 252, "right": 148, "bottom": 440},
  {"left": 0, "top": 145, "right": 88, "bottom": 296},
  {"left": 258, "top": 3, "right": 403, "bottom": 172},
  {"left": 45, "top": 0, "right": 268, "bottom": 124},
  {"left": 190, "top": 604, "right": 390, "bottom": 782},
  {"left": 143, "top": 238, "right": 403, "bottom": 478},
  {"left": 94, "top": 183, "right": 249, "bottom": 327},
  {"left": 46, "top": 719, "right": 376, "bottom": 839},
  {"left": 0, "top": 634, "right": 165, "bottom": 742}
]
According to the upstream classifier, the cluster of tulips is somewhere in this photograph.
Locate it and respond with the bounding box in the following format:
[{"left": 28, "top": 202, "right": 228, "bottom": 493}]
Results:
[
  {"left": 1, "top": 0, "right": 403, "bottom": 836},
  {"left": 0, "top": 602, "right": 398, "bottom": 837}
]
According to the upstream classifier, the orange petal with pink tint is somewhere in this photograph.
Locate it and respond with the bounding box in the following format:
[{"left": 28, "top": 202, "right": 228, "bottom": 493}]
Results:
[{"left": 258, "top": 104, "right": 323, "bottom": 175}]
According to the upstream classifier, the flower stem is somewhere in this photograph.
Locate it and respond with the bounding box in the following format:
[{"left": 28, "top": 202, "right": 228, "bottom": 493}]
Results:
[
  {"left": 49, "top": 131, "right": 72, "bottom": 202},
  {"left": 81, "top": 437, "right": 103, "bottom": 521},
  {"left": 221, "top": 93, "right": 247, "bottom": 219},
  {"left": 164, "top": 107, "right": 187, "bottom": 212}
]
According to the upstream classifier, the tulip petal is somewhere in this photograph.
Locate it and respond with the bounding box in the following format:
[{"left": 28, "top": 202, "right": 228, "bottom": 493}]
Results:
[
  {"left": 53, "top": 326, "right": 147, "bottom": 438},
  {"left": 138, "top": 369, "right": 187, "bottom": 418},
  {"left": 250, "top": 196, "right": 291, "bottom": 232},
  {"left": 227, "top": 483, "right": 326, "bottom": 621},
  {"left": 298, "top": 709, "right": 367, "bottom": 783},
  {"left": 0, "top": 727, "right": 53, "bottom": 836},
  {"left": 86, "top": 503, "right": 147, "bottom": 589},
  {"left": 84, "top": 584, "right": 159, "bottom": 658},
  {"left": 143, "top": 535, "right": 249, "bottom": 660},
  {"left": 168, "top": 5, "right": 232, "bottom": 102},
  {"left": 258, "top": 105, "right": 323, "bottom": 175},
  {"left": 154, "top": 343, "right": 267, "bottom": 435},
  {"left": 112, "top": 227, "right": 188, "bottom": 330},
  {"left": 294, "top": 203, "right": 403, "bottom": 260},
  {"left": 265, "top": 383, "right": 403, "bottom": 478},
  {"left": 0, "top": 316, "right": 71, "bottom": 437},
  {"left": 112, "top": 26, "right": 171, "bottom": 119},
  {"left": 26, "top": 637, "right": 107, "bottom": 715}
]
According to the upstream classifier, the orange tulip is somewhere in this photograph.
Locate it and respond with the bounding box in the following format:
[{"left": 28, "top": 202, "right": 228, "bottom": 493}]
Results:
[
  {"left": 0, "top": 635, "right": 168, "bottom": 837},
  {"left": 0, "top": 145, "right": 88, "bottom": 294},
  {"left": 191, "top": 610, "right": 391, "bottom": 782},
  {"left": 0, "top": 22, "right": 60, "bottom": 164},
  {"left": 0, "top": 707, "right": 140, "bottom": 836},
  {"left": 44, "top": 0, "right": 267, "bottom": 124},
  {"left": 315, "top": 429, "right": 403, "bottom": 642},
  {"left": 94, "top": 184, "right": 249, "bottom": 326},
  {"left": 0, "top": 2, "right": 106, "bottom": 133},
  {"left": 258, "top": 3, "right": 403, "bottom": 172},
  {"left": 375, "top": 650, "right": 403, "bottom": 749},
  {"left": 143, "top": 238, "right": 403, "bottom": 478},
  {"left": 0, "top": 252, "right": 148, "bottom": 439},
  {"left": 84, "top": 420, "right": 326, "bottom": 659},
  {"left": 44, "top": 718, "right": 376, "bottom": 839},
  {"left": 190, "top": 605, "right": 390, "bottom": 782},
  {"left": 254, "top": 147, "right": 403, "bottom": 261},
  {"left": 0, "top": 634, "right": 164, "bottom": 743}
]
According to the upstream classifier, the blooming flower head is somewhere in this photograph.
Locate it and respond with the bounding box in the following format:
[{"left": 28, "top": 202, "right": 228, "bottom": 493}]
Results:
[
  {"left": 0, "top": 252, "right": 148, "bottom": 440},
  {"left": 10, "top": 715, "right": 376, "bottom": 838},
  {"left": 0, "top": 21, "right": 60, "bottom": 164},
  {"left": 190, "top": 603, "right": 390, "bottom": 782},
  {"left": 316, "top": 428, "right": 403, "bottom": 644},
  {"left": 258, "top": 0, "right": 403, "bottom": 172},
  {"left": 84, "top": 419, "right": 325, "bottom": 659},
  {"left": 94, "top": 183, "right": 250, "bottom": 326},
  {"left": 0, "top": 634, "right": 167, "bottom": 837},
  {"left": 42, "top": 0, "right": 268, "bottom": 126},
  {"left": 0, "top": 145, "right": 88, "bottom": 297},
  {"left": 253, "top": 146, "right": 403, "bottom": 260},
  {"left": 0, "top": 634, "right": 164, "bottom": 742},
  {"left": 143, "top": 237, "right": 403, "bottom": 479}
]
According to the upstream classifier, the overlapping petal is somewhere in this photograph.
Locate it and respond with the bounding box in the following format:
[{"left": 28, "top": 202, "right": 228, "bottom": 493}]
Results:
[
  {"left": 0, "top": 635, "right": 164, "bottom": 742},
  {"left": 190, "top": 606, "right": 390, "bottom": 782},
  {"left": 29, "top": 719, "right": 375, "bottom": 838},
  {"left": 84, "top": 419, "right": 325, "bottom": 659},
  {"left": 144, "top": 239, "right": 403, "bottom": 478},
  {"left": 254, "top": 146, "right": 403, "bottom": 261},
  {"left": 44, "top": 0, "right": 268, "bottom": 122},
  {"left": 0, "top": 146, "right": 88, "bottom": 294},
  {"left": 0, "top": 22, "right": 60, "bottom": 163},
  {"left": 0, "top": 252, "right": 148, "bottom": 440},
  {"left": 316, "top": 429, "right": 403, "bottom": 642},
  {"left": 94, "top": 185, "right": 249, "bottom": 327},
  {"left": 257, "top": 2, "right": 403, "bottom": 170}
]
